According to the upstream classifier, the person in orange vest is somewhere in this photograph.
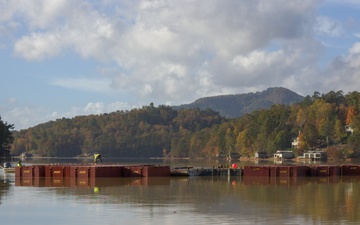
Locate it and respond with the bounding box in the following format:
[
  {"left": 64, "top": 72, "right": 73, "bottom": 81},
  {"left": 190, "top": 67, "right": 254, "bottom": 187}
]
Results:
[{"left": 17, "top": 161, "right": 22, "bottom": 167}]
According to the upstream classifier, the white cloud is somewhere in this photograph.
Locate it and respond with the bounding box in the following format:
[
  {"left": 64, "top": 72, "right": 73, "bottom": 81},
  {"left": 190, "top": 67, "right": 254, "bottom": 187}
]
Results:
[
  {"left": 6, "top": 0, "right": 320, "bottom": 103},
  {"left": 3, "top": 106, "right": 50, "bottom": 130},
  {"left": 0, "top": 0, "right": 70, "bottom": 28},
  {"left": 82, "top": 101, "right": 135, "bottom": 116},
  {"left": 107, "top": 101, "right": 134, "bottom": 112},
  {"left": 231, "top": 50, "right": 284, "bottom": 72},
  {"left": 14, "top": 32, "right": 63, "bottom": 60},
  {"left": 320, "top": 42, "right": 360, "bottom": 94},
  {"left": 84, "top": 102, "right": 105, "bottom": 114},
  {"left": 51, "top": 77, "right": 113, "bottom": 93},
  {"left": 349, "top": 42, "right": 360, "bottom": 55},
  {"left": 315, "top": 16, "right": 344, "bottom": 37}
]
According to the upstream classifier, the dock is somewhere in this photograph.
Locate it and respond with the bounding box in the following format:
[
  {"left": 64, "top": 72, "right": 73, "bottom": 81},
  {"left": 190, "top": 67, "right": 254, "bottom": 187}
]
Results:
[
  {"left": 242, "top": 164, "right": 360, "bottom": 177},
  {"left": 14, "top": 164, "right": 360, "bottom": 179},
  {"left": 14, "top": 164, "right": 171, "bottom": 187},
  {"left": 15, "top": 164, "right": 171, "bottom": 179},
  {"left": 11, "top": 164, "right": 360, "bottom": 188},
  {"left": 0, "top": 166, "right": 15, "bottom": 174},
  {"left": 15, "top": 164, "right": 360, "bottom": 178}
]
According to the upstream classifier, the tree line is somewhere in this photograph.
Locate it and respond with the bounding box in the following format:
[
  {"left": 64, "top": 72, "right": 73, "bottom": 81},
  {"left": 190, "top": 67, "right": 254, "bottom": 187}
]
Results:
[
  {"left": 9, "top": 90, "right": 360, "bottom": 159},
  {"left": 11, "top": 104, "right": 225, "bottom": 157}
]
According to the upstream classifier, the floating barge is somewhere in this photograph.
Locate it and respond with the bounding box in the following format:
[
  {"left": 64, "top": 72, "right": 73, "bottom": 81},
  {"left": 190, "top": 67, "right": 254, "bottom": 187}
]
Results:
[
  {"left": 14, "top": 164, "right": 360, "bottom": 179},
  {"left": 170, "top": 166, "right": 242, "bottom": 177},
  {"left": 242, "top": 165, "right": 360, "bottom": 177},
  {"left": 12, "top": 164, "right": 360, "bottom": 188},
  {"left": 15, "top": 164, "right": 171, "bottom": 179}
]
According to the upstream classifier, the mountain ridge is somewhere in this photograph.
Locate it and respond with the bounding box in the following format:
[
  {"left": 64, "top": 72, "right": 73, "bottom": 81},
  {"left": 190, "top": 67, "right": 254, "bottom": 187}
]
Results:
[{"left": 174, "top": 87, "right": 305, "bottom": 118}]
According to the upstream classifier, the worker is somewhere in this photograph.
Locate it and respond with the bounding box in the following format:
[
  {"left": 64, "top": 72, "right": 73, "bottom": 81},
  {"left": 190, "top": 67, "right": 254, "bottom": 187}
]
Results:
[
  {"left": 94, "top": 187, "right": 100, "bottom": 193},
  {"left": 94, "top": 154, "right": 102, "bottom": 164},
  {"left": 17, "top": 161, "right": 22, "bottom": 167}
]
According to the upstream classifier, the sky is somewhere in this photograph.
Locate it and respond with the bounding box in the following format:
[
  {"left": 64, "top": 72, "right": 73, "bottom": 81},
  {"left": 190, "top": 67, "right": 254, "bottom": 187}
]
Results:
[{"left": 1, "top": 0, "right": 360, "bottom": 130}]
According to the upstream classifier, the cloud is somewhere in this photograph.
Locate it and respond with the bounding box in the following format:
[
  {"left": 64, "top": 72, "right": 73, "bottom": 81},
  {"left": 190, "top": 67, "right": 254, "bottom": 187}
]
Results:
[
  {"left": 349, "top": 42, "right": 360, "bottom": 55},
  {"left": 6, "top": 0, "right": 320, "bottom": 103},
  {"left": 84, "top": 102, "right": 105, "bottom": 114},
  {"left": 327, "top": 0, "right": 360, "bottom": 7},
  {"left": 315, "top": 16, "right": 344, "bottom": 37},
  {"left": 51, "top": 77, "right": 113, "bottom": 93},
  {"left": 3, "top": 106, "right": 49, "bottom": 130},
  {"left": 23, "top": 0, "right": 69, "bottom": 28},
  {"left": 84, "top": 101, "right": 134, "bottom": 114},
  {"left": 8, "top": 98, "right": 17, "bottom": 104},
  {"left": 14, "top": 32, "right": 63, "bottom": 60},
  {"left": 322, "top": 42, "right": 360, "bottom": 93}
]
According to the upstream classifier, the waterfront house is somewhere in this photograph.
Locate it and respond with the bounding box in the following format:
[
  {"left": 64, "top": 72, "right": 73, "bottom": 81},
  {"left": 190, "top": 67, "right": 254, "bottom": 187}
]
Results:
[{"left": 274, "top": 150, "right": 294, "bottom": 160}]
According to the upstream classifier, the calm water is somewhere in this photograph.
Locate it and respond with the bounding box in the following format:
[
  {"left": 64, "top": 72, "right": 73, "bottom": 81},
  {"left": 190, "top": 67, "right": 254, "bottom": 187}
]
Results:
[{"left": 1, "top": 158, "right": 360, "bottom": 225}]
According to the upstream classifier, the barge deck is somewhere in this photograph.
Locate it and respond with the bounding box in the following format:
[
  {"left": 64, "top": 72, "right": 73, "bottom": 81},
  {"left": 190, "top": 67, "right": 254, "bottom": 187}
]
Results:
[
  {"left": 13, "top": 164, "right": 360, "bottom": 179},
  {"left": 11, "top": 164, "right": 360, "bottom": 188}
]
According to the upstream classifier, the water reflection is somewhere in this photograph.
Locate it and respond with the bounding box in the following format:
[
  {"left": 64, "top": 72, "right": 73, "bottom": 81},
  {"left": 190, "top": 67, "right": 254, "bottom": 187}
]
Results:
[
  {"left": 0, "top": 176, "right": 11, "bottom": 205},
  {"left": 2, "top": 153, "right": 360, "bottom": 225},
  {"left": 0, "top": 175, "right": 358, "bottom": 224}
]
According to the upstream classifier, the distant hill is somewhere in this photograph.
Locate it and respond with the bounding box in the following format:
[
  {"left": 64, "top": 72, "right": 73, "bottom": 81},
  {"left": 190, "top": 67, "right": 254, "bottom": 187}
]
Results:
[{"left": 174, "top": 87, "right": 304, "bottom": 118}]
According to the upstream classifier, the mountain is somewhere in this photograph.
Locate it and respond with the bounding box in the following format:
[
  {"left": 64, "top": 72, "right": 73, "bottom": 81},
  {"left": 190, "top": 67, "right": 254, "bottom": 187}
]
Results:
[{"left": 175, "top": 87, "right": 304, "bottom": 118}]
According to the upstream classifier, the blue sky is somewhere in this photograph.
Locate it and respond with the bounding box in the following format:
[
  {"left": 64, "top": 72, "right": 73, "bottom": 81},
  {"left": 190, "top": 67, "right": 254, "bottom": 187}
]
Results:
[{"left": 1, "top": 0, "right": 360, "bottom": 130}]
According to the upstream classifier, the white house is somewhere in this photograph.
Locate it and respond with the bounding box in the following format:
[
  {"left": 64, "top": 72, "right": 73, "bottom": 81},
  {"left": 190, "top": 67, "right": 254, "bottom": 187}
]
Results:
[
  {"left": 345, "top": 125, "right": 354, "bottom": 134},
  {"left": 274, "top": 150, "right": 294, "bottom": 160}
]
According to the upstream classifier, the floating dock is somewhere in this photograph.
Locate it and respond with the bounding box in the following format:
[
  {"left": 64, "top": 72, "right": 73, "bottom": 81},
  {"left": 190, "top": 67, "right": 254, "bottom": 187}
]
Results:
[
  {"left": 242, "top": 165, "right": 360, "bottom": 177},
  {"left": 14, "top": 164, "right": 173, "bottom": 187},
  {"left": 12, "top": 164, "right": 360, "bottom": 188},
  {"left": 15, "top": 164, "right": 171, "bottom": 179},
  {"left": 14, "top": 164, "right": 360, "bottom": 179}
]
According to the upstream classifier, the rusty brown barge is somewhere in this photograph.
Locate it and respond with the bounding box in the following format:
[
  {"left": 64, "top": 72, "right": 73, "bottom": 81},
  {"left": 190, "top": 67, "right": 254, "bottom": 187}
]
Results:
[
  {"left": 14, "top": 164, "right": 360, "bottom": 179},
  {"left": 15, "top": 164, "right": 170, "bottom": 179},
  {"left": 12, "top": 164, "right": 360, "bottom": 187}
]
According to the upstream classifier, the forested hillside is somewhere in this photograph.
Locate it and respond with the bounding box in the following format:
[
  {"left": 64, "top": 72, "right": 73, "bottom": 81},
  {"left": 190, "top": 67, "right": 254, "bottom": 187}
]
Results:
[
  {"left": 11, "top": 105, "right": 225, "bottom": 157},
  {"left": 198, "top": 90, "right": 359, "bottom": 159},
  {"left": 11, "top": 90, "right": 360, "bottom": 159},
  {"left": 175, "top": 87, "right": 304, "bottom": 118}
]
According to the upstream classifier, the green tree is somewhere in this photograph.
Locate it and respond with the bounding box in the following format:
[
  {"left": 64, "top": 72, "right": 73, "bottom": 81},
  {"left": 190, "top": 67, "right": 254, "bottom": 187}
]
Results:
[
  {"left": 0, "top": 116, "right": 15, "bottom": 157},
  {"left": 302, "top": 123, "right": 318, "bottom": 149},
  {"left": 333, "top": 119, "right": 345, "bottom": 144},
  {"left": 274, "top": 130, "right": 291, "bottom": 150}
]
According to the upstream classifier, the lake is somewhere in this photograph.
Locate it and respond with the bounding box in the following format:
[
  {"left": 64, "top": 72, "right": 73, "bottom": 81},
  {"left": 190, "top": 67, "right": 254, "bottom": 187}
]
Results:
[{"left": 1, "top": 158, "right": 360, "bottom": 225}]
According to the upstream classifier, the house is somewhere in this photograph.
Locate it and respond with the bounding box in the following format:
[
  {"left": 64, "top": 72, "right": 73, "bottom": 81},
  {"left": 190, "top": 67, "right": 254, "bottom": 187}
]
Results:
[
  {"left": 229, "top": 152, "right": 241, "bottom": 160},
  {"left": 292, "top": 137, "right": 299, "bottom": 148},
  {"left": 273, "top": 150, "right": 294, "bottom": 160},
  {"left": 292, "top": 131, "right": 302, "bottom": 149},
  {"left": 303, "top": 150, "right": 327, "bottom": 161},
  {"left": 345, "top": 125, "right": 354, "bottom": 134},
  {"left": 255, "top": 151, "right": 268, "bottom": 159}
]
